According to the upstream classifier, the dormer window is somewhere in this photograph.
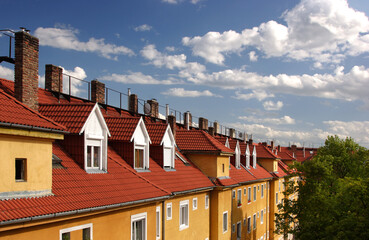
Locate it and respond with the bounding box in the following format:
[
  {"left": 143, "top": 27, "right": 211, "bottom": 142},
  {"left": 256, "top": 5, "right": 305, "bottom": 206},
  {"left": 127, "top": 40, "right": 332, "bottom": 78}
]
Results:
[
  {"left": 134, "top": 145, "right": 145, "bottom": 169},
  {"left": 163, "top": 146, "right": 174, "bottom": 169},
  {"left": 246, "top": 145, "right": 250, "bottom": 168},
  {"left": 131, "top": 118, "right": 151, "bottom": 170},
  {"left": 252, "top": 147, "right": 257, "bottom": 169},
  {"left": 235, "top": 141, "right": 241, "bottom": 169}
]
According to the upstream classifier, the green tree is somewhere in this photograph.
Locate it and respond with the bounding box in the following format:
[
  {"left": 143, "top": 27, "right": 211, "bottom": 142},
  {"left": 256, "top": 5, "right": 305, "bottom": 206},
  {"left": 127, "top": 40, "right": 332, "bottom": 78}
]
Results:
[{"left": 275, "top": 136, "right": 369, "bottom": 240}]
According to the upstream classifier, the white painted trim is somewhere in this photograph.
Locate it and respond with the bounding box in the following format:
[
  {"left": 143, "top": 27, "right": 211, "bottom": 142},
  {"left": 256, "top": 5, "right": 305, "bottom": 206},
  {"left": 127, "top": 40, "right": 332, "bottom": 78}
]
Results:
[
  {"left": 179, "top": 200, "right": 189, "bottom": 231},
  {"left": 166, "top": 202, "right": 172, "bottom": 220},
  {"left": 156, "top": 206, "right": 161, "bottom": 240},
  {"left": 59, "top": 223, "right": 93, "bottom": 240},
  {"left": 131, "top": 212, "right": 147, "bottom": 240},
  {"left": 79, "top": 103, "right": 111, "bottom": 137},
  {"left": 193, "top": 197, "right": 198, "bottom": 210},
  {"left": 223, "top": 211, "right": 228, "bottom": 233}
]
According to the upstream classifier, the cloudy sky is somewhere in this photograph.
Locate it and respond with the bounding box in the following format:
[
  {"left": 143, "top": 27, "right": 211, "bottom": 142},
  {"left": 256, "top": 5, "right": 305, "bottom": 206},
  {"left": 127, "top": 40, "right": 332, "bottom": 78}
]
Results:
[{"left": 1, "top": 0, "right": 369, "bottom": 147}]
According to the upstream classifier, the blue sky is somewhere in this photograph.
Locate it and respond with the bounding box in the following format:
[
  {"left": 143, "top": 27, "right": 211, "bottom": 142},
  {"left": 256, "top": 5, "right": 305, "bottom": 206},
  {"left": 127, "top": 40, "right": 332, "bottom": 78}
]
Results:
[{"left": 1, "top": 0, "right": 369, "bottom": 147}]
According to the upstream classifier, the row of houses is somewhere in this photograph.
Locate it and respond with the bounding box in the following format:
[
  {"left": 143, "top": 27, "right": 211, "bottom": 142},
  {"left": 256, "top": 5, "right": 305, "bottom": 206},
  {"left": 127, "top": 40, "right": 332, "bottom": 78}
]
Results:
[{"left": 0, "top": 30, "right": 316, "bottom": 240}]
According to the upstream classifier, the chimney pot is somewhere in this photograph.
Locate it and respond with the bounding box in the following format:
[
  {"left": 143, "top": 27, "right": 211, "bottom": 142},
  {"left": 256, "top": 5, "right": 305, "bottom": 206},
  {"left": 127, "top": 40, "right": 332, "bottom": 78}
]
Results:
[
  {"left": 129, "top": 94, "right": 138, "bottom": 113},
  {"left": 91, "top": 79, "right": 105, "bottom": 104},
  {"left": 14, "top": 31, "right": 39, "bottom": 111},
  {"left": 184, "top": 111, "right": 192, "bottom": 130},
  {"left": 199, "top": 117, "right": 208, "bottom": 131},
  {"left": 147, "top": 99, "right": 159, "bottom": 118},
  {"left": 213, "top": 121, "right": 219, "bottom": 135}
]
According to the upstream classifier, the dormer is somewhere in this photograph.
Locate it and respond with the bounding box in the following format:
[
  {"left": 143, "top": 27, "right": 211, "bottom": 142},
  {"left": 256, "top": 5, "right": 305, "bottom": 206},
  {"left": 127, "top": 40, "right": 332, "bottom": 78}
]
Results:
[
  {"left": 252, "top": 145, "right": 257, "bottom": 169},
  {"left": 146, "top": 123, "right": 176, "bottom": 170},
  {"left": 235, "top": 140, "right": 241, "bottom": 169},
  {"left": 245, "top": 144, "right": 251, "bottom": 168},
  {"left": 106, "top": 117, "right": 151, "bottom": 171},
  {"left": 225, "top": 137, "right": 230, "bottom": 148},
  {"left": 80, "top": 104, "right": 110, "bottom": 173}
]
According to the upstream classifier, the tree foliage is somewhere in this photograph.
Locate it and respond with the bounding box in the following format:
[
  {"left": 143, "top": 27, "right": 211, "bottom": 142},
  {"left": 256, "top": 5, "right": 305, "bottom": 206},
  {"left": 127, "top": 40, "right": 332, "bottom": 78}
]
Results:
[{"left": 275, "top": 136, "right": 369, "bottom": 240}]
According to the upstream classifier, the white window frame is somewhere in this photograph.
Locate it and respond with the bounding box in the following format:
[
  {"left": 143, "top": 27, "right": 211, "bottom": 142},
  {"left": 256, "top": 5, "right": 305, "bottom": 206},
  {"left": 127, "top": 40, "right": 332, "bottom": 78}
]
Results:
[
  {"left": 236, "top": 221, "right": 242, "bottom": 239},
  {"left": 166, "top": 202, "right": 172, "bottom": 220},
  {"left": 237, "top": 189, "right": 242, "bottom": 207},
  {"left": 253, "top": 213, "right": 257, "bottom": 230},
  {"left": 134, "top": 144, "right": 146, "bottom": 170},
  {"left": 276, "top": 192, "right": 279, "bottom": 205},
  {"left": 244, "top": 187, "right": 246, "bottom": 196},
  {"left": 163, "top": 145, "right": 174, "bottom": 169},
  {"left": 247, "top": 216, "right": 251, "bottom": 233},
  {"left": 60, "top": 223, "right": 93, "bottom": 240},
  {"left": 253, "top": 186, "right": 257, "bottom": 201},
  {"left": 261, "top": 210, "right": 264, "bottom": 224},
  {"left": 131, "top": 212, "right": 147, "bottom": 240},
  {"left": 156, "top": 206, "right": 160, "bottom": 239},
  {"left": 85, "top": 138, "right": 102, "bottom": 170},
  {"left": 223, "top": 211, "right": 228, "bottom": 233},
  {"left": 179, "top": 200, "right": 189, "bottom": 230},
  {"left": 232, "top": 190, "right": 236, "bottom": 199},
  {"left": 205, "top": 194, "right": 209, "bottom": 209},
  {"left": 261, "top": 184, "right": 264, "bottom": 198},
  {"left": 193, "top": 197, "right": 198, "bottom": 210},
  {"left": 232, "top": 223, "right": 235, "bottom": 233},
  {"left": 248, "top": 187, "right": 251, "bottom": 203}
]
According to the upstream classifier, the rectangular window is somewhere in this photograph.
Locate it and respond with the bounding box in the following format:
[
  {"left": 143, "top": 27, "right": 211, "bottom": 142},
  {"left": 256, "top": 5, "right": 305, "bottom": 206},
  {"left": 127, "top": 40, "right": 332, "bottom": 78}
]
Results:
[
  {"left": 163, "top": 146, "right": 173, "bottom": 168},
  {"left": 193, "top": 198, "right": 198, "bottom": 210},
  {"left": 232, "top": 190, "right": 235, "bottom": 199},
  {"left": 223, "top": 211, "right": 228, "bottom": 233},
  {"left": 237, "top": 189, "right": 242, "bottom": 207},
  {"left": 15, "top": 158, "right": 26, "bottom": 181},
  {"left": 253, "top": 214, "right": 257, "bottom": 230},
  {"left": 247, "top": 216, "right": 251, "bottom": 233},
  {"left": 237, "top": 222, "right": 242, "bottom": 239},
  {"left": 261, "top": 184, "right": 264, "bottom": 198},
  {"left": 87, "top": 145, "right": 100, "bottom": 168},
  {"left": 135, "top": 147, "right": 144, "bottom": 169},
  {"left": 279, "top": 181, "right": 281, "bottom": 192},
  {"left": 205, "top": 194, "right": 209, "bottom": 209},
  {"left": 179, "top": 200, "right": 189, "bottom": 230},
  {"left": 222, "top": 163, "right": 225, "bottom": 173},
  {"left": 132, "top": 213, "right": 147, "bottom": 240},
  {"left": 276, "top": 193, "right": 279, "bottom": 205},
  {"left": 243, "top": 218, "right": 246, "bottom": 226},
  {"left": 261, "top": 210, "right": 264, "bottom": 224},
  {"left": 253, "top": 186, "right": 257, "bottom": 201},
  {"left": 248, "top": 187, "right": 251, "bottom": 203},
  {"left": 167, "top": 203, "right": 172, "bottom": 220},
  {"left": 244, "top": 187, "right": 246, "bottom": 196},
  {"left": 60, "top": 223, "right": 92, "bottom": 240},
  {"left": 156, "top": 207, "right": 160, "bottom": 239}
]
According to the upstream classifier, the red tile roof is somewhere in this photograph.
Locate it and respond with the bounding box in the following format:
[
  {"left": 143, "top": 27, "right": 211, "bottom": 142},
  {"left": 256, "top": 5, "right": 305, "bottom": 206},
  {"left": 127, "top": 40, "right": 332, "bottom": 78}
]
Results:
[
  {"left": 146, "top": 123, "right": 169, "bottom": 145},
  {"left": 256, "top": 144, "right": 279, "bottom": 159},
  {"left": 0, "top": 89, "right": 66, "bottom": 132},
  {"left": 176, "top": 129, "right": 233, "bottom": 154},
  {"left": 105, "top": 117, "right": 141, "bottom": 141},
  {"left": 0, "top": 144, "right": 169, "bottom": 223},
  {"left": 247, "top": 164, "right": 274, "bottom": 180},
  {"left": 277, "top": 151, "right": 295, "bottom": 161},
  {"left": 39, "top": 103, "right": 95, "bottom": 134}
]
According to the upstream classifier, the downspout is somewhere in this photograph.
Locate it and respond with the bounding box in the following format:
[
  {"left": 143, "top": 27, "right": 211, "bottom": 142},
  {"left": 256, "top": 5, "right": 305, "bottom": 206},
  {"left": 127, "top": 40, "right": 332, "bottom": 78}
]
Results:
[{"left": 162, "top": 201, "right": 165, "bottom": 240}]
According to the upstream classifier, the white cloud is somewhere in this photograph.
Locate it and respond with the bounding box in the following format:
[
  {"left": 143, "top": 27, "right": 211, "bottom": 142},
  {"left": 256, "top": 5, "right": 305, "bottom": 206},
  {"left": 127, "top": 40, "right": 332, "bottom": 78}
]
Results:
[
  {"left": 100, "top": 72, "right": 177, "bottom": 85},
  {"left": 162, "top": 88, "right": 222, "bottom": 98},
  {"left": 249, "top": 51, "right": 258, "bottom": 62},
  {"left": 134, "top": 24, "right": 152, "bottom": 32},
  {"left": 233, "top": 90, "right": 274, "bottom": 101},
  {"left": 165, "top": 46, "right": 176, "bottom": 52},
  {"left": 34, "top": 27, "right": 135, "bottom": 60},
  {"left": 62, "top": 67, "right": 87, "bottom": 95},
  {"left": 0, "top": 65, "right": 14, "bottom": 80},
  {"left": 182, "top": 0, "right": 369, "bottom": 65},
  {"left": 239, "top": 115, "right": 295, "bottom": 125},
  {"left": 141, "top": 44, "right": 187, "bottom": 69},
  {"left": 323, "top": 120, "right": 369, "bottom": 147},
  {"left": 263, "top": 100, "right": 283, "bottom": 111}
]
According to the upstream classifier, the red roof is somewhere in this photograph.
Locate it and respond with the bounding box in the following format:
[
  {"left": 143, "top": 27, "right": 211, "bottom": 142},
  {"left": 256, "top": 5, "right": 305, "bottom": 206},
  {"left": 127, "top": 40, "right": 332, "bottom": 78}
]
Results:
[
  {"left": 146, "top": 123, "right": 169, "bottom": 145},
  {"left": 39, "top": 103, "right": 95, "bottom": 134},
  {"left": 176, "top": 129, "right": 233, "bottom": 153},
  {"left": 105, "top": 117, "right": 141, "bottom": 141},
  {"left": 256, "top": 144, "right": 279, "bottom": 159},
  {"left": 0, "top": 144, "right": 169, "bottom": 223},
  {"left": 277, "top": 151, "right": 295, "bottom": 161},
  {"left": 0, "top": 89, "right": 65, "bottom": 132}
]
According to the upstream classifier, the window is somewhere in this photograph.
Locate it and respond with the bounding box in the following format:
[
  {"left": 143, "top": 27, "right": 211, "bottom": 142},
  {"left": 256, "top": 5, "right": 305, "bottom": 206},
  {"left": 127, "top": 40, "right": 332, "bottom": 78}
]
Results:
[
  {"left": 179, "top": 200, "right": 189, "bottom": 230},
  {"left": 205, "top": 194, "right": 209, "bottom": 209},
  {"left": 267, "top": 231, "right": 269, "bottom": 239},
  {"left": 232, "top": 190, "right": 236, "bottom": 199},
  {"left": 87, "top": 145, "right": 100, "bottom": 169},
  {"left": 253, "top": 214, "right": 257, "bottom": 230},
  {"left": 279, "top": 181, "right": 281, "bottom": 192},
  {"left": 15, "top": 158, "right": 26, "bottom": 181},
  {"left": 222, "top": 163, "right": 225, "bottom": 173},
  {"left": 236, "top": 222, "right": 242, "bottom": 239},
  {"left": 261, "top": 210, "right": 264, "bottom": 224},
  {"left": 244, "top": 187, "right": 246, "bottom": 196},
  {"left": 232, "top": 224, "right": 235, "bottom": 233},
  {"left": 163, "top": 146, "right": 174, "bottom": 169},
  {"left": 237, "top": 189, "right": 242, "bottom": 207},
  {"left": 60, "top": 223, "right": 93, "bottom": 240},
  {"left": 261, "top": 184, "right": 264, "bottom": 198},
  {"left": 253, "top": 186, "right": 257, "bottom": 201},
  {"left": 258, "top": 185, "right": 260, "bottom": 191},
  {"left": 193, "top": 198, "right": 198, "bottom": 210},
  {"left": 247, "top": 216, "right": 251, "bottom": 233},
  {"left": 134, "top": 146, "right": 145, "bottom": 169},
  {"left": 132, "top": 213, "right": 147, "bottom": 240},
  {"left": 156, "top": 207, "right": 160, "bottom": 239},
  {"left": 276, "top": 193, "right": 279, "bottom": 205},
  {"left": 223, "top": 211, "right": 228, "bottom": 233},
  {"left": 243, "top": 218, "right": 246, "bottom": 226},
  {"left": 166, "top": 203, "right": 172, "bottom": 220},
  {"left": 248, "top": 187, "right": 251, "bottom": 203}
]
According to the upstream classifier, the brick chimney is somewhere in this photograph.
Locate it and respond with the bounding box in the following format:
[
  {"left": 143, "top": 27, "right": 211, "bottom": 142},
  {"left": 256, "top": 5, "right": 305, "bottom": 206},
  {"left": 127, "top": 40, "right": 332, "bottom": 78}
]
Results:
[
  {"left": 278, "top": 145, "right": 281, "bottom": 152},
  {"left": 91, "top": 79, "right": 105, "bottom": 104},
  {"left": 167, "top": 114, "right": 176, "bottom": 138},
  {"left": 229, "top": 128, "right": 235, "bottom": 138},
  {"left": 248, "top": 138, "right": 253, "bottom": 146},
  {"left": 147, "top": 99, "right": 159, "bottom": 118},
  {"left": 208, "top": 126, "right": 214, "bottom": 136},
  {"left": 271, "top": 141, "right": 274, "bottom": 149},
  {"left": 129, "top": 94, "right": 138, "bottom": 113},
  {"left": 199, "top": 117, "right": 208, "bottom": 131},
  {"left": 184, "top": 111, "right": 192, "bottom": 130},
  {"left": 213, "top": 121, "right": 219, "bottom": 135},
  {"left": 14, "top": 30, "right": 39, "bottom": 111},
  {"left": 45, "top": 64, "right": 63, "bottom": 92}
]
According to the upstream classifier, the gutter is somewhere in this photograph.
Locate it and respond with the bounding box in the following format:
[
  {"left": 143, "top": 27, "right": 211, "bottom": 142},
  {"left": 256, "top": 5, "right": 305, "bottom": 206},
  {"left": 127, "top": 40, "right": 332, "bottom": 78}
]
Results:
[
  {"left": 171, "top": 186, "right": 214, "bottom": 196},
  {"left": 0, "top": 195, "right": 169, "bottom": 227},
  {"left": 0, "top": 122, "right": 68, "bottom": 134}
]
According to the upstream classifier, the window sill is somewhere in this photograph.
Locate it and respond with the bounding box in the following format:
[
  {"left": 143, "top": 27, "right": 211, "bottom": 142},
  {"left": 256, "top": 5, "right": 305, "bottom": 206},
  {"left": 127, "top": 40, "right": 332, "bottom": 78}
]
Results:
[
  {"left": 86, "top": 169, "right": 107, "bottom": 174},
  {"left": 135, "top": 169, "right": 151, "bottom": 173},
  {"left": 164, "top": 168, "right": 176, "bottom": 172},
  {"left": 179, "top": 225, "right": 189, "bottom": 231}
]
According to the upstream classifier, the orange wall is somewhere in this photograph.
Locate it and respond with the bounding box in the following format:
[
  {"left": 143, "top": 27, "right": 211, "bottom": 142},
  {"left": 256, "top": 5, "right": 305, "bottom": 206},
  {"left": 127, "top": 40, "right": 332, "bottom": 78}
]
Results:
[{"left": 210, "top": 188, "right": 232, "bottom": 240}]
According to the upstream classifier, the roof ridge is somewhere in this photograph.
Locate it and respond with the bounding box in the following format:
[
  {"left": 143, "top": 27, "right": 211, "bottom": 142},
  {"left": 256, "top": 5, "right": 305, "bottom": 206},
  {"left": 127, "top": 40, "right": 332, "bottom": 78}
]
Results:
[
  {"left": 39, "top": 102, "right": 95, "bottom": 106},
  {"left": 202, "top": 130, "right": 233, "bottom": 153},
  {"left": 0, "top": 89, "right": 66, "bottom": 131},
  {"left": 108, "top": 149, "right": 171, "bottom": 195}
]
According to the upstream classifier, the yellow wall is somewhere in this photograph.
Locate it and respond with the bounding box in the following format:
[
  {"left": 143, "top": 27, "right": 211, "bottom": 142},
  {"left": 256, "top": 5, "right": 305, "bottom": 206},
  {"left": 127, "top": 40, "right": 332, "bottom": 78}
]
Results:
[
  {"left": 231, "top": 181, "right": 269, "bottom": 240},
  {"left": 269, "top": 178, "right": 285, "bottom": 240},
  {"left": 0, "top": 133, "right": 54, "bottom": 194},
  {"left": 0, "top": 202, "right": 160, "bottom": 240},
  {"left": 258, "top": 158, "right": 278, "bottom": 173},
  {"left": 210, "top": 188, "right": 232, "bottom": 240},
  {"left": 187, "top": 154, "right": 230, "bottom": 178},
  {"left": 164, "top": 191, "right": 210, "bottom": 240}
]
